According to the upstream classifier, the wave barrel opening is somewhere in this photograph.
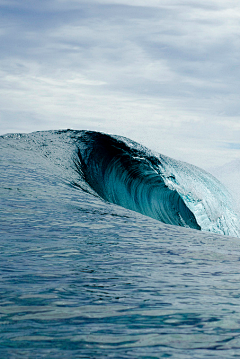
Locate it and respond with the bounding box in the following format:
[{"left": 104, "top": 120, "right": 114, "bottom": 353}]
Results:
[{"left": 73, "top": 131, "right": 240, "bottom": 237}]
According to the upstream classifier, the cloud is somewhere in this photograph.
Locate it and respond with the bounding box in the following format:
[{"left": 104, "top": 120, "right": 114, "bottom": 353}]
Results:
[{"left": 0, "top": 0, "right": 240, "bottom": 168}]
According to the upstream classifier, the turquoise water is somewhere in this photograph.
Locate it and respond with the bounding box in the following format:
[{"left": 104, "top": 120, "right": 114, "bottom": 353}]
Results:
[{"left": 1, "top": 131, "right": 240, "bottom": 358}]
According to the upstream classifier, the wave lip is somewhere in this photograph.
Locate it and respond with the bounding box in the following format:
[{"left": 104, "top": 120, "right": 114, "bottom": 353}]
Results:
[{"left": 73, "top": 131, "right": 240, "bottom": 237}]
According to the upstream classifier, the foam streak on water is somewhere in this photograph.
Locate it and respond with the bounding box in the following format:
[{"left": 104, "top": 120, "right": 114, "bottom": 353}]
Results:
[{"left": 1, "top": 130, "right": 240, "bottom": 358}]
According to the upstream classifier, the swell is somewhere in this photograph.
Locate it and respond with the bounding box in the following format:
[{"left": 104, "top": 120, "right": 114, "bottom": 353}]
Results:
[{"left": 73, "top": 131, "right": 201, "bottom": 230}]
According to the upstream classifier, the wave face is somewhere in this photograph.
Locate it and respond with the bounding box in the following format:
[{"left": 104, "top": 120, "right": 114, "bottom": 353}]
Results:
[{"left": 74, "top": 131, "right": 240, "bottom": 237}]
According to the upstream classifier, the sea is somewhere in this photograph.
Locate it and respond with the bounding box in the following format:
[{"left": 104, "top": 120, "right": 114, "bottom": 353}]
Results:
[{"left": 1, "top": 129, "right": 240, "bottom": 359}]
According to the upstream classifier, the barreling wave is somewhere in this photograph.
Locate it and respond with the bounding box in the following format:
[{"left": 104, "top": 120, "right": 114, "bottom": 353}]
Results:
[{"left": 73, "top": 131, "right": 240, "bottom": 237}]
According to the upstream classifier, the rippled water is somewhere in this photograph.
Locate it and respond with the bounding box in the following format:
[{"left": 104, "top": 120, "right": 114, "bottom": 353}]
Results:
[{"left": 1, "top": 132, "right": 240, "bottom": 358}]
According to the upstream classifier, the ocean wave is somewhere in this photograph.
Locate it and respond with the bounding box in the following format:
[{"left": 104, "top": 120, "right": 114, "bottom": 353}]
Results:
[
  {"left": 73, "top": 131, "right": 240, "bottom": 237},
  {"left": 1, "top": 129, "right": 238, "bottom": 237}
]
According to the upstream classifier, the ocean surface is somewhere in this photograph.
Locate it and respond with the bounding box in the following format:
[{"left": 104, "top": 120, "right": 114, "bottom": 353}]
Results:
[{"left": 1, "top": 129, "right": 240, "bottom": 358}]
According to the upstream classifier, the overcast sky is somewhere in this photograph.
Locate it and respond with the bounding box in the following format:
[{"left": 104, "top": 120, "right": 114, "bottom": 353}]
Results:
[{"left": 1, "top": 0, "right": 240, "bottom": 168}]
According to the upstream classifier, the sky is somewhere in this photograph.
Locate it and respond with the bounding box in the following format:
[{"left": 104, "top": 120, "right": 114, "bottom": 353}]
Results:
[{"left": 0, "top": 0, "right": 240, "bottom": 169}]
